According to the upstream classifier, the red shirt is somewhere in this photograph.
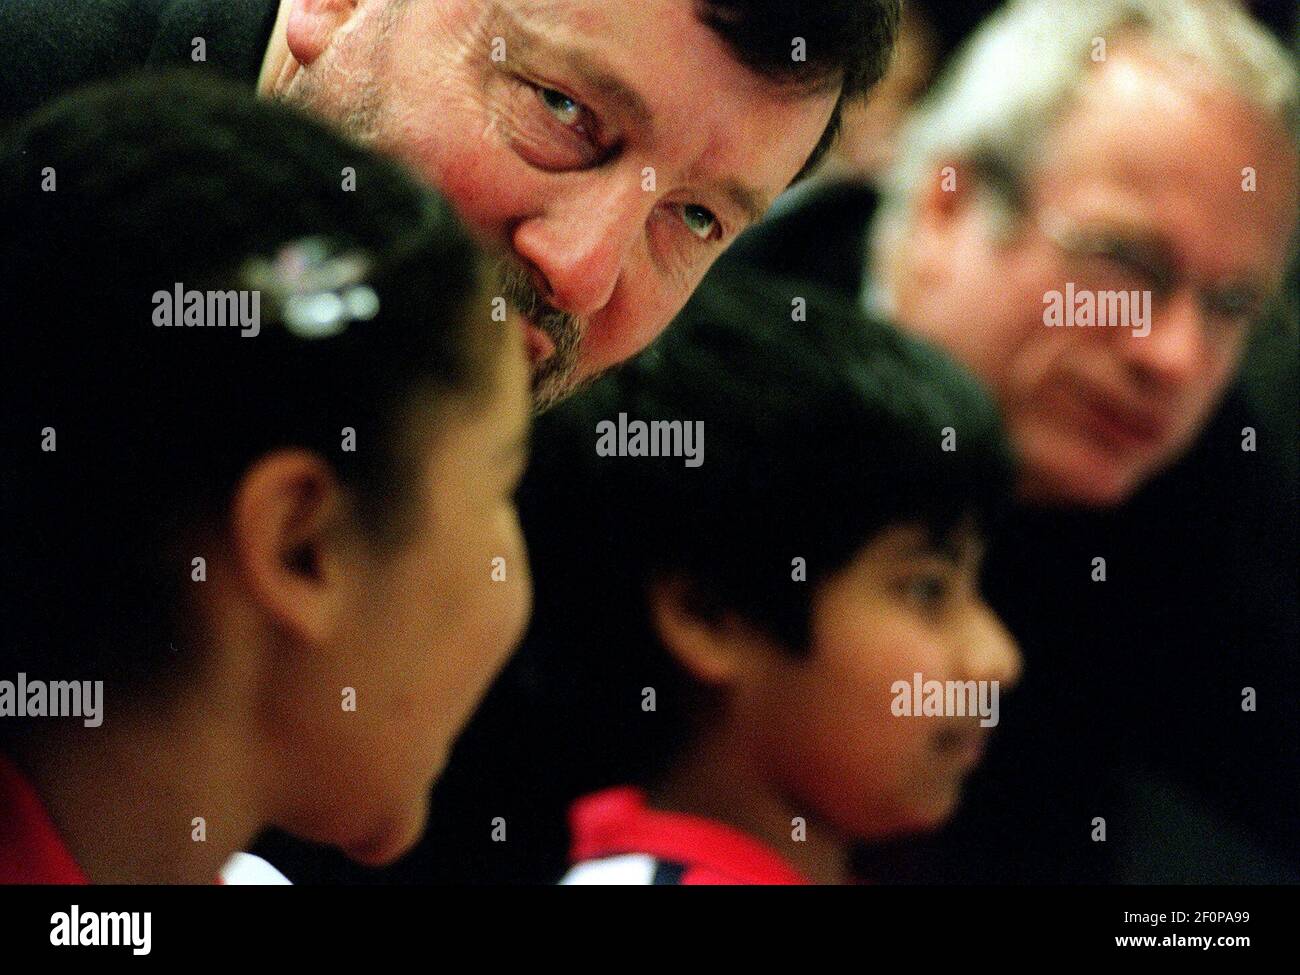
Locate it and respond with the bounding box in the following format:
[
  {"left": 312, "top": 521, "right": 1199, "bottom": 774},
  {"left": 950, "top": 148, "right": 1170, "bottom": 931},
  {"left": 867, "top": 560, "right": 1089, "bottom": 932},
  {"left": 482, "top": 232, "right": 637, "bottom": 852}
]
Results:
[
  {"left": 561, "top": 786, "right": 810, "bottom": 885},
  {"left": 0, "top": 753, "right": 273, "bottom": 884},
  {"left": 0, "top": 752, "right": 88, "bottom": 884}
]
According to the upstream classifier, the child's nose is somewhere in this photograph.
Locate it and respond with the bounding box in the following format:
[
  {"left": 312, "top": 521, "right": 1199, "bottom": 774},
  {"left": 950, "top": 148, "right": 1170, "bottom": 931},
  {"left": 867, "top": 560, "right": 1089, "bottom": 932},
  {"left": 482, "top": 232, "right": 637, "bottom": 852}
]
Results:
[{"left": 958, "top": 602, "right": 1022, "bottom": 691}]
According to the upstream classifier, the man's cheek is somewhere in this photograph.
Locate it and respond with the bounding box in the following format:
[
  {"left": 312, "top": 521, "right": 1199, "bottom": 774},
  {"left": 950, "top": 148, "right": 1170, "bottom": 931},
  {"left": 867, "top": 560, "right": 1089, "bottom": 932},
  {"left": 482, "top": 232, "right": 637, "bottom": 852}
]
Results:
[
  {"left": 1003, "top": 399, "right": 1069, "bottom": 485},
  {"left": 1157, "top": 348, "right": 1242, "bottom": 459},
  {"left": 953, "top": 296, "right": 1040, "bottom": 392},
  {"left": 419, "top": 143, "right": 527, "bottom": 241},
  {"left": 572, "top": 285, "right": 664, "bottom": 377},
  {"left": 379, "top": 78, "right": 501, "bottom": 193},
  {"left": 1156, "top": 392, "right": 1216, "bottom": 470}
]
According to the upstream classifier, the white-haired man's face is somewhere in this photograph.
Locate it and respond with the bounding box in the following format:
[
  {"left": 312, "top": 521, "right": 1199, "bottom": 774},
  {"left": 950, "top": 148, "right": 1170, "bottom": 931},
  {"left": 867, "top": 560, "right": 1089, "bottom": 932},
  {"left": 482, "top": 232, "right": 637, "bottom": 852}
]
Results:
[
  {"left": 895, "top": 50, "right": 1297, "bottom": 508},
  {"left": 270, "top": 0, "right": 840, "bottom": 410}
]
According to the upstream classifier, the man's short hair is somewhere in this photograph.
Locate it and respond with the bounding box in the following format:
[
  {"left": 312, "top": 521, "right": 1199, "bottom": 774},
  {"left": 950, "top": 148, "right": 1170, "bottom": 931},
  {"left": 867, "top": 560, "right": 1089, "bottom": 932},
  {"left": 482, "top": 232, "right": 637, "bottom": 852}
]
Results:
[{"left": 696, "top": 0, "right": 902, "bottom": 181}]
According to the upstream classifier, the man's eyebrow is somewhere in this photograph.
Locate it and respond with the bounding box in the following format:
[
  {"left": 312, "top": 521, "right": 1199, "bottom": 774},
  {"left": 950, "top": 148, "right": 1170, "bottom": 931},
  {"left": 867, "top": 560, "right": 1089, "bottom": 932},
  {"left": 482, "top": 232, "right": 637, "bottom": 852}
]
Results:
[
  {"left": 718, "top": 179, "right": 772, "bottom": 227},
  {"left": 1082, "top": 223, "right": 1275, "bottom": 294},
  {"left": 496, "top": 5, "right": 651, "bottom": 129},
  {"left": 899, "top": 542, "right": 953, "bottom": 561},
  {"left": 495, "top": 4, "right": 769, "bottom": 227}
]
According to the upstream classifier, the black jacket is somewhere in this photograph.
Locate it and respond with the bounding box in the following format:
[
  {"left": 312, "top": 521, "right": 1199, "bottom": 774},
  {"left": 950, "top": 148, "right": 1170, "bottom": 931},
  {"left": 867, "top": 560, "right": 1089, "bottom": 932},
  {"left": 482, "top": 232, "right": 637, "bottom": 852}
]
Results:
[{"left": 0, "top": 0, "right": 277, "bottom": 125}]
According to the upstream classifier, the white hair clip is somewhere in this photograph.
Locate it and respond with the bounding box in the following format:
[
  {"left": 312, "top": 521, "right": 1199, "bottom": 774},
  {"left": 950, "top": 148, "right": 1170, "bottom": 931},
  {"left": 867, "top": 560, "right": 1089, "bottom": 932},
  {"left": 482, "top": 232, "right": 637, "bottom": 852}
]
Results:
[{"left": 243, "top": 237, "right": 380, "bottom": 339}]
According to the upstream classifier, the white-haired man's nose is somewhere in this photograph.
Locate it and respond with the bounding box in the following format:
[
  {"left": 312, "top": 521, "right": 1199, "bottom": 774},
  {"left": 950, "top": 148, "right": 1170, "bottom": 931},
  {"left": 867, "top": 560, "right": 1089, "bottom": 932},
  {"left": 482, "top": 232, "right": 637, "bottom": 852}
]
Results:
[{"left": 1122, "top": 289, "right": 1212, "bottom": 390}]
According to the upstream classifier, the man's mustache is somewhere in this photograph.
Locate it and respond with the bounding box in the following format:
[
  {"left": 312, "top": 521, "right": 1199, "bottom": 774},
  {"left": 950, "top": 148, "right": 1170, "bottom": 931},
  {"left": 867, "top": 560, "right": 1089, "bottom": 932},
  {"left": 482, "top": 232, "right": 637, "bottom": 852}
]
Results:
[{"left": 491, "top": 258, "right": 587, "bottom": 412}]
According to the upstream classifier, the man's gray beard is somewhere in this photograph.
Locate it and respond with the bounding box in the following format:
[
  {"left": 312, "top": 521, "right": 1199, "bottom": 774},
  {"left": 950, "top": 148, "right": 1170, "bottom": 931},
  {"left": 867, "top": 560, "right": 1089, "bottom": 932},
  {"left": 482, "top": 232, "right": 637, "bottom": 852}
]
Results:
[{"left": 493, "top": 259, "right": 588, "bottom": 413}]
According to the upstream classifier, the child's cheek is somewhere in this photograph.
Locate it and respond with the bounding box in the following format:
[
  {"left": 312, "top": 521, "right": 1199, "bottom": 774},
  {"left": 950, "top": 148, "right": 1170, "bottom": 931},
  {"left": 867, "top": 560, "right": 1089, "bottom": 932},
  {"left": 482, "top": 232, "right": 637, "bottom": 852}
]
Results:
[{"left": 841, "top": 617, "right": 955, "bottom": 797}]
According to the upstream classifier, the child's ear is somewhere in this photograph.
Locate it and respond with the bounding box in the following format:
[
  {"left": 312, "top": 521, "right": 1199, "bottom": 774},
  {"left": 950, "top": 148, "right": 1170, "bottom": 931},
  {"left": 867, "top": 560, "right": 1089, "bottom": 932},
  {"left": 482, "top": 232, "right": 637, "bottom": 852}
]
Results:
[
  {"left": 228, "top": 449, "right": 352, "bottom": 648},
  {"left": 285, "top": 0, "right": 360, "bottom": 68},
  {"left": 648, "top": 576, "right": 767, "bottom": 688}
]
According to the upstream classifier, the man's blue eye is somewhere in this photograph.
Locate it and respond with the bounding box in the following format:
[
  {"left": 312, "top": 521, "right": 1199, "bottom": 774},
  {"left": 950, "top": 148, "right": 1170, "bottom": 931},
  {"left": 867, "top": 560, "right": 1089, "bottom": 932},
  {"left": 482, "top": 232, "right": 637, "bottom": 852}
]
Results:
[
  {"left": 538, "top": 87, "right": 582, "bottom": 126},
  {"left": 682, "top": 204, "right": 718, "bottom": 241}
]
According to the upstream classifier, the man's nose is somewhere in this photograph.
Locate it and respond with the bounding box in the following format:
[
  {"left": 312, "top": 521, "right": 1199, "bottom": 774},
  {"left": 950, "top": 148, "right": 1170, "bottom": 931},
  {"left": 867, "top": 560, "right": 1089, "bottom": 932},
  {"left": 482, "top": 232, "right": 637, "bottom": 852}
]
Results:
[
  {"left": 510, "top": 185, "right": 649, "bottom": 317},
  {"left": 1121, "top": 289, "right": 1208, "bottom": 389},
  {"left": 957, "top": 602, "right": 1022, "bottom": 692}
]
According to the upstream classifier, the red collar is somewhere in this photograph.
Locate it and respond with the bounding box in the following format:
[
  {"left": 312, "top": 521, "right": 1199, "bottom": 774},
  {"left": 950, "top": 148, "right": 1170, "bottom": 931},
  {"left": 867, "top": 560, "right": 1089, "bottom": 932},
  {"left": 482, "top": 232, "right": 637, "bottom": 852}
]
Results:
[
  {"left": 568, "top": 786, "right": 810, "bottom": 885},
  {"left": 0, "top": 752, "right": 89, "bottom": 884}
]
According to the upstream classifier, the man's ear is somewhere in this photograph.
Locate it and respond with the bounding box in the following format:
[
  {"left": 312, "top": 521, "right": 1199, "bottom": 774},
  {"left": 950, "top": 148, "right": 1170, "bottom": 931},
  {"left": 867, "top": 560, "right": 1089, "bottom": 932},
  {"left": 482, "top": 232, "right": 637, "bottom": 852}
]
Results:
[
  {"left": 892, "top": 157, "right": 984, "bottom": 316},
  {"left": 284, "top": 0, "right": 361, "bottom": 68},
  {"left": 648, "top": 576, "right": 768, "bottom": 688},
  {"left": 914, "top": 157, "right": 983, "bottom": 236},
  {"left": 229, "top": 449, "right": 352, "bottom": 647}
]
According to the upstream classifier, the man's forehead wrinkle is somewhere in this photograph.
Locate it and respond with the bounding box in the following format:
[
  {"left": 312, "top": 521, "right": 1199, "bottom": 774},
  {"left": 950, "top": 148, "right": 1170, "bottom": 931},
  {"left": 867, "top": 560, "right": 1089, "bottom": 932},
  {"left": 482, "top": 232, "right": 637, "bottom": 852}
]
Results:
[
  {"left": 1042, "top": 86, "right": 1295, "bottom": 287},
  {"left": 1051, "top": 185, "right": 1283, "bottom": 294}
]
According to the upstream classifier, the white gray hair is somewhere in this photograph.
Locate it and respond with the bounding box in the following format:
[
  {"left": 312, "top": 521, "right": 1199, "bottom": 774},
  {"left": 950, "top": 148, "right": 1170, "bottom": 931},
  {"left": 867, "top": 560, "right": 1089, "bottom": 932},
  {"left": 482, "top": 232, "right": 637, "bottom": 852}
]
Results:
[{"left": 867, "top": 0, "right": 1298, "bottom": 314}]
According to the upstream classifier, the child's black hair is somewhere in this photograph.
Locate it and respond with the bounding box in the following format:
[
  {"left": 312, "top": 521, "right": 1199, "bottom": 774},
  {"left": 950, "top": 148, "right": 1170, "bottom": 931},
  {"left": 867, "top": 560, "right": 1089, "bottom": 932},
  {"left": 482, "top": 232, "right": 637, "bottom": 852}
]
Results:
[
  {"left": 518, "top": 260, "right": 1016, "bottom": 783},
  {"left": 1, "top": 70, "right": 490, "bottom": 702}
]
